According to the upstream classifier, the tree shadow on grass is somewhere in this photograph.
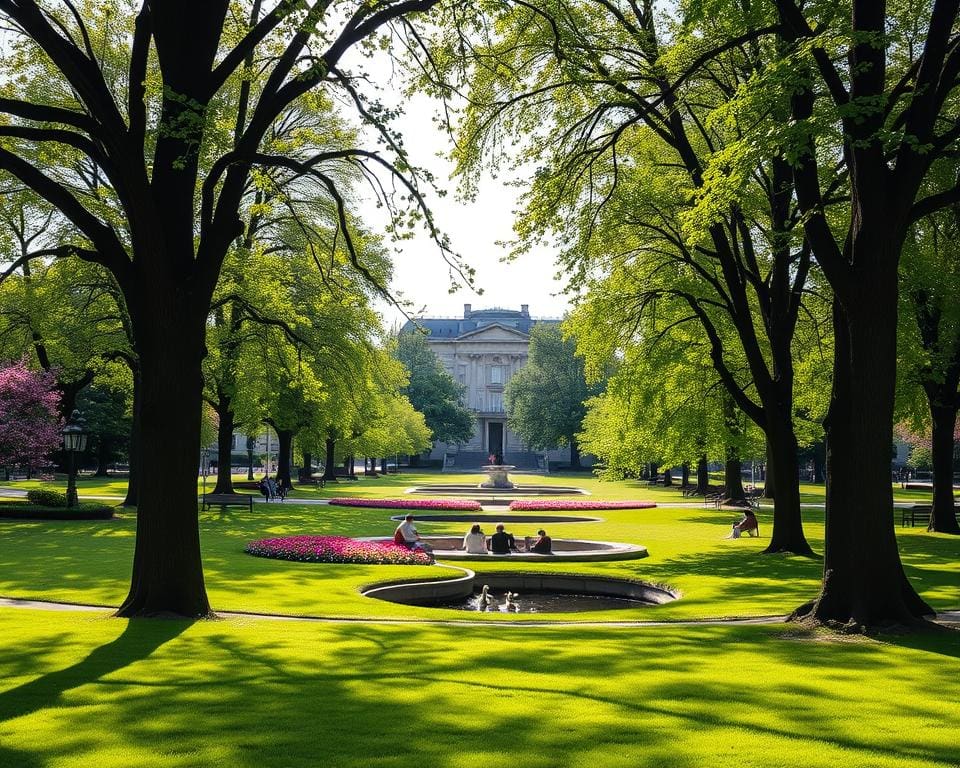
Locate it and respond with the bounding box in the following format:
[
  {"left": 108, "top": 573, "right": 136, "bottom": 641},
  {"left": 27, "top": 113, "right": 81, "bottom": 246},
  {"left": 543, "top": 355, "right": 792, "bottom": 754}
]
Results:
[{"left": 0, "top": 618, "right": 190, "bottom": 726}]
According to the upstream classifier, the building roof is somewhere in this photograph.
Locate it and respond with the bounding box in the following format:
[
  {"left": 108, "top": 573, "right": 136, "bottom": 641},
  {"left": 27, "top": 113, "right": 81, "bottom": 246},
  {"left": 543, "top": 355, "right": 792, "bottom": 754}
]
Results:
[{"left": 401, "top": 305, "right": 560, "bottom": 340}]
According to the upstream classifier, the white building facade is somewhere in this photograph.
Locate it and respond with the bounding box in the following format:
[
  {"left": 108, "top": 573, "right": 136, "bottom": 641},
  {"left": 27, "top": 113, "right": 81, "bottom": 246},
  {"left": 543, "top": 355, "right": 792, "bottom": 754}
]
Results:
[{"left": 403, "top": 304, "right": 570, "bottom": 469}]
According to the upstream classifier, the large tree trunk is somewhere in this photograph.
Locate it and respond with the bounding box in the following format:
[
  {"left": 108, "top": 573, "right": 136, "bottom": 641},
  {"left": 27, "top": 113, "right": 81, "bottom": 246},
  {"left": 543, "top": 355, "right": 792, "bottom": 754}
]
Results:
[
  {"left": 212, "top": 400, "right": 235, "bottom": 494},
  {"left": 275, "top": 429, "right": 294, "bottom": 490},
  {"left": 569, "top": 436, "right": 581, "bottom": 469},
  {"left": 95, "top": 442, "right": 110, "bottom": 477},
  {"left": 794, "top": 291, "right": 932, "bottom": 628},
  {"left": 723, "top": 450, "right": 746, "bottom": 505},
  {"left": 928, "top": 401, "right": 960, "bottom": 533},
  {"left": 117, "top": 303, "right": 211, "bottom": 619},
  {"left": 763, "top": 440, "right": 775, "bottom": 499},
  {"left": 680, "top": 462, "right": 690, "bottom": 488},
  {"left": 322, "top": 436, "right": 337, "bottom": 482},
  {"left": 122, "top": 367, "right": 141, "bottom": 507},
  {"left": 300, "top": 450, "right": 313, "bottom": 482},
  {"left": 695, "top": 455, "right": 710, "bottom": 494},
  {"left": 763, "top": 410, "right": 813, "bottom": 555},
  {"left": 246, "top": 436, "right": 255, "bottom": 481},
  {"left": 662, "top": 467, "right": 673, "bottom": 486}
]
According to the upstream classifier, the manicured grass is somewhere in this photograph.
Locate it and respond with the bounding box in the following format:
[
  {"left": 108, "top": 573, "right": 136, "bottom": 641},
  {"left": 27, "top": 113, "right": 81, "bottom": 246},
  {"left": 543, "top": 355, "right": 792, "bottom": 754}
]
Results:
[
  {"left": 1, "top": 471, "right": 958, "bottom": 621},
  {"left": 1, "top": 610, "right": 959, "bottom": 768},
  {"left": 1, "top": 470, "right": 958, "bottom": 766}
]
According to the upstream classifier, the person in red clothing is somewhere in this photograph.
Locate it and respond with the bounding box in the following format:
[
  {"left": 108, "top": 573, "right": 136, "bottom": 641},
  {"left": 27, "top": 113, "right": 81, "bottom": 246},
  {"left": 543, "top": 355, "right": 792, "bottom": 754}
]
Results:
[{"left": 728, "top": 509, "right": 758, "bottom": 538}]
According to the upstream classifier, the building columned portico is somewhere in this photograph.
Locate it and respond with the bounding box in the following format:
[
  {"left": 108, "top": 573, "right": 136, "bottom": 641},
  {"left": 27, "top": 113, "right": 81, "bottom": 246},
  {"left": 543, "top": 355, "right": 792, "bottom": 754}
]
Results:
[{"left": 403, "top": 304, "right": 565, "bottom": 469}]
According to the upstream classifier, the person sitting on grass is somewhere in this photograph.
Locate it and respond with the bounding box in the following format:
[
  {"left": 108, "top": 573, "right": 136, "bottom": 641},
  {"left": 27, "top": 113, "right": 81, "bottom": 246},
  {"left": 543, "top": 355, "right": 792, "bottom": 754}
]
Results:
[
  {"left": 462, "top": 524, "right": 488, "bottom": 554},
  {"left": 727, "top": 509, "right": 759, "bottom": 539},
  {"left": 394, "top": 514, "right": 433, "bottom": 553},
  {"left": 488, "top": 523, "right": 517, "bottom": 554},
  {"left": 527, "top": 529, "right": 553, "bottom": 554}
]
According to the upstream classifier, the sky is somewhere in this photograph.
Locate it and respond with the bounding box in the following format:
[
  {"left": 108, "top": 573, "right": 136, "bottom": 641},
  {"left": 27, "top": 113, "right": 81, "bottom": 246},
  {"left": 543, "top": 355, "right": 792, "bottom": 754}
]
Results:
[{"left": 351, "top": 66, "right": 572, "bottom": 330}]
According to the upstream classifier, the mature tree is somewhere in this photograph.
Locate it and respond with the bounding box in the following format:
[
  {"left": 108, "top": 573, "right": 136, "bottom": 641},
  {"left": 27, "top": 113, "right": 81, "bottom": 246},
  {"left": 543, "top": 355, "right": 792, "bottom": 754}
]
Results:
[
  {"left": 504, "top": 324, "right": 596, "bottom": 468},
  {"left": 897, "top": 204, "right": 960, "bottom": 534},
  {"left": 762, "top": 0, "right": 960, "bottom": 627},
  {"left": 394, "top": 331, "right": 473, "bottom": 450},
  {"left": 447, "top": 0, "right": 817, "bottom": 554},
  {"left": 76, "top": 376, "right": 131, "bottom": 476},
  {"left": 0, "top": 0, "right": 465, "bottom": 616},
  {"left": 0, "top": 360, "right": 60, "bottom": 472}
]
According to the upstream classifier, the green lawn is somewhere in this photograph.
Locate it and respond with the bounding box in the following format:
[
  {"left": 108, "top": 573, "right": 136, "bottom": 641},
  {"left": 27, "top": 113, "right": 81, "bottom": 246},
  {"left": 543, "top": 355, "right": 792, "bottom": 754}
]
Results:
[{"left": 1, "top": 470, "right": 958, "bottom": 766}]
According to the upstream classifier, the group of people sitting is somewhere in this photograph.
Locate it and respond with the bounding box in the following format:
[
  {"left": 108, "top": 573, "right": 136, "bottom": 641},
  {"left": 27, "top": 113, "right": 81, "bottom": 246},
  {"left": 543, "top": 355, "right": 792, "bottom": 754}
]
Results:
[
  {"left": 463, "top": 523, "right": 552, "bottom": 554},
  {"left": 392, "top": 515, "right": 552, "bottom": 555}
]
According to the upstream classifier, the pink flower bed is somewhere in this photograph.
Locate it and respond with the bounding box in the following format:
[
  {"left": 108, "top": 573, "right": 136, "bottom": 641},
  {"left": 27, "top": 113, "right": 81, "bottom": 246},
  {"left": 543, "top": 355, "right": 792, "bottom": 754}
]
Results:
[
  {"left": 328, "top": 498, "right": 481, "bottom": 511},
  {"left": 245, "top": 535, "right": 433, "bottom": 565},
  {"left": 508, "top": 500, "right": 657, "bottom": 511}
]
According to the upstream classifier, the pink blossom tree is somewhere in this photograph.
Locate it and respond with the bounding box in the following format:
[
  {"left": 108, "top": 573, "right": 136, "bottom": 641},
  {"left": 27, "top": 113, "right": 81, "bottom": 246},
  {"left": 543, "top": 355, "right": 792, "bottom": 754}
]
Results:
[{"left": 0, "top": 360, "right": 61, "bottom": 473}]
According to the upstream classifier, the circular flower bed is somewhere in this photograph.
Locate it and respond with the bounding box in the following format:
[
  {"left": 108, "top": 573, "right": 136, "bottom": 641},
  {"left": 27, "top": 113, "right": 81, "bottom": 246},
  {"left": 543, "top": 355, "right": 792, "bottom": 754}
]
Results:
[
  {"left": 508, "top": 500, "right": 657, "bottom": 511},
  {"left": 328, "top": 498, "right": 481, "bottom": 511},
  {"left": 245, "top": 536, "right": 433, "bottom": 565}
]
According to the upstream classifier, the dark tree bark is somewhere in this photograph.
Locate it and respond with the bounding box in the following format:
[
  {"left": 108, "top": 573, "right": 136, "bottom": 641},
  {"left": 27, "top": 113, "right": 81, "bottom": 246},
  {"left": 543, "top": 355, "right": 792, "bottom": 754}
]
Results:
[
  {"left": 569, "top": 436, "right": 581, "bottom": 469},
  {"left": 928, "top": 401, "right": 960, "bottom": 533},
  {"left": 662, "top": 468, "right": 673, "bottom": 486},
  {"left": 300, "top": 450, "right": 313, "bottom": 481},
  {"left": 322, "top": 436, "right": 338, "bottom": 482},
  {"left": 381, "top": 457, "right": 388, "bottom": 474},
  {"left": 723, "top": 450, "right": 747, "bottom": 505},
  {"left": 793, "top": 294, "right": 933, "bottom": 627},
  {"left": 680, "top": 462, "right": 690, "bottom": 488},
  {"left": 275, "top": 429, "right": 294, "bottom": 490},
  {"left": 763, "top": 440, "right": 775, "bottom": 499},
  {"left": 695, "top": 454, "right": 710, "bottom": 494},
  {"left": 122, "top": 367, "right": 141, "bottom": 508},
  {"left": 762, "top": 410, "right": 812, "bottom": 554},
  {"left": 212, "top": 396, "right": 235, "bottom": 494},
  {"left": 117, "top": 294, "right": 211, "bottom": 619}
]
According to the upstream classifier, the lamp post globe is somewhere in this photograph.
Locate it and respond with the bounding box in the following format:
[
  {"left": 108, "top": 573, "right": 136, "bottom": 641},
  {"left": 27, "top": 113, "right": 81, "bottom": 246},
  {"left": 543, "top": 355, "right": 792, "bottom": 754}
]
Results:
[{"left": 61, "top": 409, "right": 88, "bottom": 508}]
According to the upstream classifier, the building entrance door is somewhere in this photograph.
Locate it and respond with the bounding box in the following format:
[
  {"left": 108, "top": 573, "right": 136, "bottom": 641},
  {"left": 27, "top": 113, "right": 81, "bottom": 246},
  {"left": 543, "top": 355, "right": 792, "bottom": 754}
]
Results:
[{"left": 487, "top": 422, "right": 504, "bottom": 460}]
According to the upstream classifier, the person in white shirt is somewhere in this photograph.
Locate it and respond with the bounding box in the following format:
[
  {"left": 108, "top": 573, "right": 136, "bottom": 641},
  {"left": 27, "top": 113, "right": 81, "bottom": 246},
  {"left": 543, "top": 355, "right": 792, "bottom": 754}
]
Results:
[
  {"left": 462, "top": 524, "right": 488, "bottom": 554},
  {"left": 395, "top": 514, "right": 433, "bottom": 552}
]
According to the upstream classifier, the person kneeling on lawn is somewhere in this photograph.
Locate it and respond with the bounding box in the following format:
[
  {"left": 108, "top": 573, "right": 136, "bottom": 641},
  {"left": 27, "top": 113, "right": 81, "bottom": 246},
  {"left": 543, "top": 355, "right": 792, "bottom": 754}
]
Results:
[{"left": 727, "top": 509, "right": 758, "bottom": 539}]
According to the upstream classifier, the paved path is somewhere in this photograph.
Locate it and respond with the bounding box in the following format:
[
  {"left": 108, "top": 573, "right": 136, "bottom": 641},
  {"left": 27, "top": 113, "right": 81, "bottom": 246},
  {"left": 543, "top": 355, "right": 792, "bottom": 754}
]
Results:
[{"left": 1, "top": 596, "right": 956, "bottom": 629}]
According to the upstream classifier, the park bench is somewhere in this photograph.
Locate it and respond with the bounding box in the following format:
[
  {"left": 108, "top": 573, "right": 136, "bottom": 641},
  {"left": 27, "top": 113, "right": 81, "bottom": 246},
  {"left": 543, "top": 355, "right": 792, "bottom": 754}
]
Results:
[
  {"left": 201, "top": 493, "right": 253, "bottom": 512},
  {"left": 901, "top": 504, "right": 932, "bottom": 527}
]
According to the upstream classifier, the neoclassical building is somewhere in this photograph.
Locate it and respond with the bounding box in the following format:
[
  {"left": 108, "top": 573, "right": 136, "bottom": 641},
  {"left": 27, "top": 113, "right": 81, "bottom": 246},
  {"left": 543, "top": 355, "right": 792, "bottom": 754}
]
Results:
[{"left": 403, "top": 304, "right": 564, "bottom": 468}]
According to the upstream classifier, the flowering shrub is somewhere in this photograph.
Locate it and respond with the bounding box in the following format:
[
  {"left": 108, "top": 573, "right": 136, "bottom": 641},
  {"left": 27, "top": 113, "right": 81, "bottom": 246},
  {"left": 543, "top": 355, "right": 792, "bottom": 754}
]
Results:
[
  {"left": 508, "top": 500, "right": 657, "bottom": 511},
  {"left": 245, "top": 535, "right": 434, "bottom": 565},
  {"left": 0, "top": 361, "right": 61, "bottom": 469},
  {"left": 328, "top": 498, "right": 481, "bottom": 511}
]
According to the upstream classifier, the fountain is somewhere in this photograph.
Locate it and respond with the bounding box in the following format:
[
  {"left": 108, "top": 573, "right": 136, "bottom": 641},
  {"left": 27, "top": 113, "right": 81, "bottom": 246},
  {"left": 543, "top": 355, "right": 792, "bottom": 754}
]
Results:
[{"left": 480, "top": 464, "right": 516, "bottom": 489}]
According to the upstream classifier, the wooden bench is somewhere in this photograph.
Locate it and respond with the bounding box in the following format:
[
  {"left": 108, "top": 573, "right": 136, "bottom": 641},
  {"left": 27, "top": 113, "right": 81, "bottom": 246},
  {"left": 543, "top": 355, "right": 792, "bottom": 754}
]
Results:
[
  {"left": 901, "top": 504, "right": 932, "bottom": 527},
  {"left": 201, "top": 493, "right": 253, "bottom": 512}
]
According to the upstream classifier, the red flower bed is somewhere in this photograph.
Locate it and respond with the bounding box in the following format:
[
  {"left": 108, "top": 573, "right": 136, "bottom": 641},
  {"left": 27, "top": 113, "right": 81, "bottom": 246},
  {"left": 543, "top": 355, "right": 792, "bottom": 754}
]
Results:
[
  {"left": 245, "top": 536, "right": 433, "bottom": 565},
  {"left": 508, "top": 500, "right": 657, "bottom": 511},
  {"left": 328, "top": 498, "right": 481, "bottom": 511}
]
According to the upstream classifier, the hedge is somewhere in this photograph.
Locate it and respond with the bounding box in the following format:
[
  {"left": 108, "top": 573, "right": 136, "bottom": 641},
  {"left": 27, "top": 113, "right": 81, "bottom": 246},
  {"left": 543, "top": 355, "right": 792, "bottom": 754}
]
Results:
[
  {"left": 26, "top": 489, "right": 68, "bottom": 507},
  {"left": 0, "top": 503, "right": 115, "bottom": 520}
]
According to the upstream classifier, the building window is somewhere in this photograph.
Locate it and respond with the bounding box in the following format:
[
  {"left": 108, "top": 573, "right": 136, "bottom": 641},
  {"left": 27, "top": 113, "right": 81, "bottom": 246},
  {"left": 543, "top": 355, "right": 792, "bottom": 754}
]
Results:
[{"left": 489, "top": 365, "right": 505, "bottom": 385}]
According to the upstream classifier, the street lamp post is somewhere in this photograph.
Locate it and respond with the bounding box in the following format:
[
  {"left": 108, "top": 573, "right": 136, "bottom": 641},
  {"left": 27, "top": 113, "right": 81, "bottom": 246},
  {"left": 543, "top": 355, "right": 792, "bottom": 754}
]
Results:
[
  {"left": 201, "top": 448, "right": 210, "bottom": 497},
  {"left": 61, "top": 410, "right": 88, "bottom": 508}
]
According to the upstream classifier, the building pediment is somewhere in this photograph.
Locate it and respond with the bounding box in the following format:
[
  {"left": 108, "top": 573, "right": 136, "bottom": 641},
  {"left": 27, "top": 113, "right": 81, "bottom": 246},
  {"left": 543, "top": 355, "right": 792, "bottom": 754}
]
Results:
[{"left": 454, "top": 323, "right": 531, "bottom": 342}]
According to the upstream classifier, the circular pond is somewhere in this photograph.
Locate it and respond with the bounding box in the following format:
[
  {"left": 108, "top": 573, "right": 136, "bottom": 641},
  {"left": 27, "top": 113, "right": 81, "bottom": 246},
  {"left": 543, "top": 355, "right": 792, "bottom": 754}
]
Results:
[{"left": 363, "top": 570, "right": 678, "bottom": 613}]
